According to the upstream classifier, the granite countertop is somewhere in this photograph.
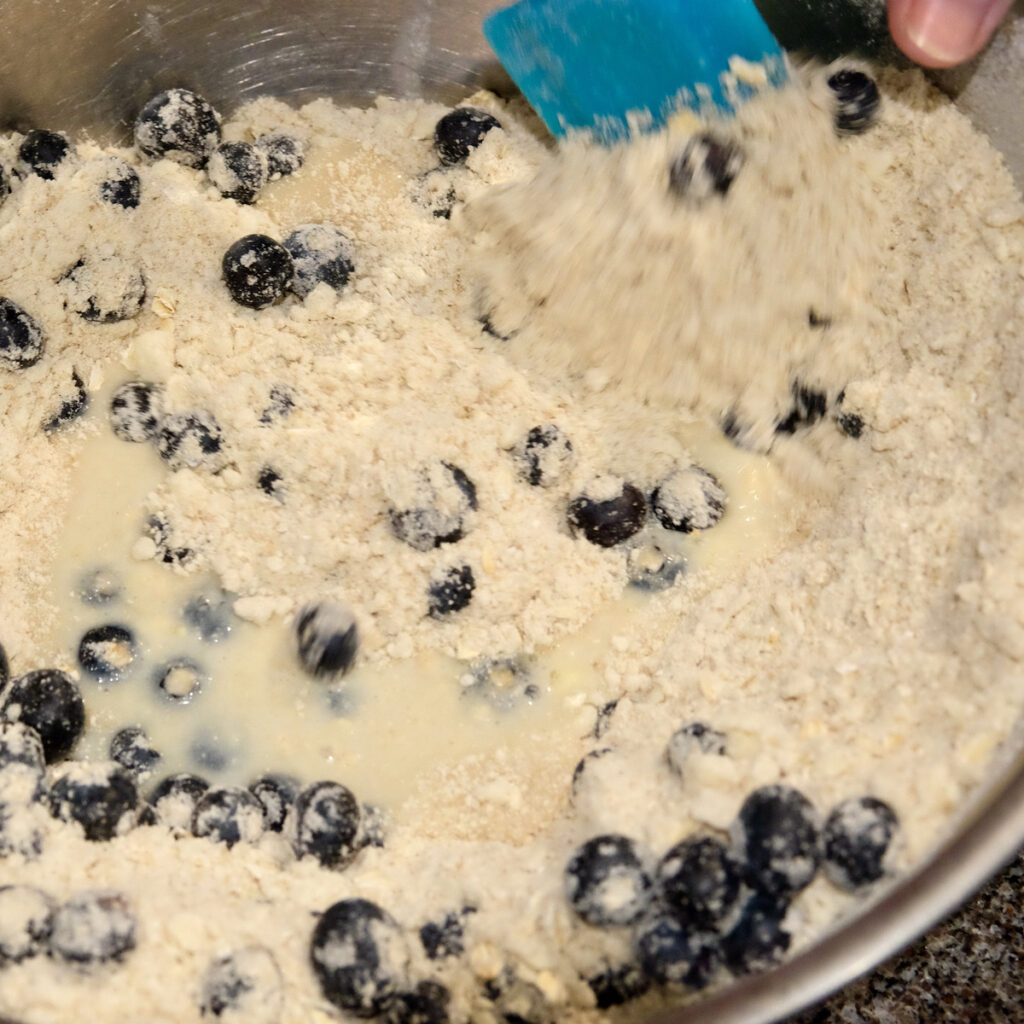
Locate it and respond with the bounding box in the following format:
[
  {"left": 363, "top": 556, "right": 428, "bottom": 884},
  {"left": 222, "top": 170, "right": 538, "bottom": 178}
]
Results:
[{"left": 785, "top": 848, "right": 1024, "bottom": 1023}]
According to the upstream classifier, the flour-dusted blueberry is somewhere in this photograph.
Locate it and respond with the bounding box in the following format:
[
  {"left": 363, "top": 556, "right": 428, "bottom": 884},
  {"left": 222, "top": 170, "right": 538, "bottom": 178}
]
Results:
[
  {"left": 99, "top": 158, "right": 141, "bottom": 209},
  {"left": 0, "top": 720, "right": 46, "bottom": 805},
  {"left": 109, "top": 381, "right": 164, "bottom": 443},
  {"left": 568, "top": 477, "right": 646, "bottom": 548},
  {"left": 434, "top": 107, "right": 502, "bottom": 166},
  {"left": 0, "top": 297, "right": 45, "bottom": 370},
  {"left": 358, "top": 803, "right": 388, "bottom": 850},
  {"left": 199, "top": 946, "right": 284, "bottom": 1024},
  {"left": 48, "top": 762, "right": 139, "bottom": 841},
  {"left": 184, "top": 586, "right": 234, "bottom": 643},
  {"left": 0, "top": 164, "right": 10, "bottom": 207},
  {"left": 632, "top": 911, "right": 719, "bottom": 989},
  {"left": 78, "top": 567, "right": 121, "bottom": 606},
  {"left": 249, "top": 774, "right": 297, "bottom": 833},
  {"left": 208, "top": 141, "right": 269, "bottom": 205},
  {"left": 1, "top": 669, "right": 85, "bottom": 762},
  {"left": 42, "top": 369, "right": 88, "bottom": 433},
  {"left": 145, "top": 514, "right": 195, "bottom": 567},
  {"left": 409, "top": 168, "right": 457, "bottom": 219},
  {"left": 721, "top": 891, "right": 791, "bottom": 976},
  {"left": 838, "top": 411, "right": 865, "bottom": 439},
  {"left": 191, "top": 786, "right": 264, "bottom": 848},
  {"left": 59, "top": 255, "right": 147, "bottom": 324},
  {"left": 427, "top": 564, "right": 475, "bottom": 618},
  {"left": 390, "top": 461, "right": 478, "bottom": 551},
  {"left": 593, "top": 699, "right": 618, "bottom": 740},
  {"left": 223, "top": 234, "right": 293, "bottom": 310},
  {"left": 776, "top": 380, "right": 829, "bottom": 435},
  {"left": 625, "top": 540, "right": 686, "bottom": 592},
  {"left": 259, "top": 383, "right": 294, "bottom": 424},
  {"left": 78, "top": 624, "right": 137, "bottom": 682},
  {"left": 154, "top": 657, "right": 205, "bottom": 704},
  {"left": 310, "top": 898, "right": 410, "bottom": 1017},
  {"left": 828, "top": 69, "right": 881, "bottom": 136},
  {"left": 462, "top": 655, "right": 538, "bottom": 711},
  {"left": 0, "top": 885, "right": 54, "bottom": 964},
  {"left": 665, "top": 721, "right": 727, "bottom": 778},
  {"left": 587, "top": 961, "right": 651, "bottom": 1009},
  {"left": 512, "top": 424, "right": 575, "bottom": 488},
  {"left": 669, "top": 132, "right": 744, "bottom": 204},
  {"left": 50, "top": 890, "right": 136, "bottom": 964},
  {"left": 256, "top": 131, "right": 306, "bottom": 180},
  {"left": 732, "top": 785, "right": 822, "bottom": 898},
  {"left": 384, "top": 981, "right": 451, "bottom": 1024},
  {"left": 19, "top": 130, "right": 73, "bottom": 179},
  {"left": 565, "top": 835, "right": 653, "bottom": 927},
  {"left": 283, "top": 223, "right": 355, "bottom": 299},
  {"left": 483, "top": 969, "right": 553, "bottom": 1024},
  {"left": 146, "top": 772, "right": 209, "bottom": 829},
  {"left": 293, "top": 780, "right": 362, "bottom": 869},
  {"left": 822, "top": 796, "right": 900, "bottom": 892},
  {"left": 134, "top": 88, "right": 222, "bottom": 167},
  {"left": 0, "top": 802, "right": 44, "bottom": 859},
  {"left": 294, "top": 601, "right": 359, "bottom": 678},
  {"left": 109, "top": 726, "right": 161, "bottom": 777},
  {"left": 571, "top": 747, "right": 612, "bottom": 798},
  {"left": 657, "top": 836, "right": 742, "bottom": 931},
  {"left": 257, "top": 465, "right": 284, "bottom": 499},
  {"left": 157, "top": 410, "right": 225, "bottom": 471},
  {"left": 0, "top": 639, "right": 7, "bottom": 689},
  {"left": 419, "top": 910, "right": 468, "bottom": 961},
  {"left": 651, "top": 467, "right": 726, "bottom": 533}
]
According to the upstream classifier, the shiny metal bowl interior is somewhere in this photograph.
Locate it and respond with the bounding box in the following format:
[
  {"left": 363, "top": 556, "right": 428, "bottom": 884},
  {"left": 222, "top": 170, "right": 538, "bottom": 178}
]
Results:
[{"left": 3, "top": 3, "right": 1023, "bottom": 1023}]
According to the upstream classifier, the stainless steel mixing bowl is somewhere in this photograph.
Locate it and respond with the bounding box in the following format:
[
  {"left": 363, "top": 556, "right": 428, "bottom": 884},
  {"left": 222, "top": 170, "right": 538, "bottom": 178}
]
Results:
[{"left": 1, "top": 3, "right": 1022, "bottom": 1022}]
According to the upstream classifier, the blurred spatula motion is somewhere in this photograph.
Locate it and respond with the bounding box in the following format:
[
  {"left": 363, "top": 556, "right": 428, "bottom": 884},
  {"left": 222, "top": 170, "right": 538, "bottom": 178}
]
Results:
[{"left": 483, "top": 0, "right": 788, "bottom": 141}]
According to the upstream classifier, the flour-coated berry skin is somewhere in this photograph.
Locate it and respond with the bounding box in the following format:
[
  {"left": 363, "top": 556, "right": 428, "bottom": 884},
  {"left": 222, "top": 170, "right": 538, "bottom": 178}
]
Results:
[
  {"left": 222, "top": 234, "right": 293, "bottom": 310},
  {"left": 564, "top": 834, "right": 653, "bottom": 927},
  {"left": 0, "top": 669, "right": 85, "bottom": 762}
]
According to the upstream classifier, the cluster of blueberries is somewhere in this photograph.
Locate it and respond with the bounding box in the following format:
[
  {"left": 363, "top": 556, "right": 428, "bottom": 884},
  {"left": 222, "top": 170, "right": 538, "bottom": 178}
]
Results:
[{"left": 563, "top": 721, "right": 899, "bottom": 1008}]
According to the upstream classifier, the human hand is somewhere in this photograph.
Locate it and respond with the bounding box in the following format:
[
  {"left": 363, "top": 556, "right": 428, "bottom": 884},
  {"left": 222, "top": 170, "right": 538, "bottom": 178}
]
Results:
[{"left": 888, "top": 0, "right": 1014, "bottom": 67}]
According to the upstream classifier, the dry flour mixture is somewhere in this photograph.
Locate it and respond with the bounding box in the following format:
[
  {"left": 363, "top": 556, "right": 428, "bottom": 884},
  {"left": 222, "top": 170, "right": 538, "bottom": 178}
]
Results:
[{"left": 1, "top": 60, "right": 1024, "bottom": 1024}]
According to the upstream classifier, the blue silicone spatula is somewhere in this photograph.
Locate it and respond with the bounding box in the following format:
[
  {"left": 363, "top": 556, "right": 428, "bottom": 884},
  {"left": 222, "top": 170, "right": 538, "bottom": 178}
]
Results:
[{"left": 483, "top": 0, "right": 787, "bottom": 141}]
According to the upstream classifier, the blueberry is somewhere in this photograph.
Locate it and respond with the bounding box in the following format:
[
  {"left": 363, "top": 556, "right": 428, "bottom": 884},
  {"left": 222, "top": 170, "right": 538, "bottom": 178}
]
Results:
[
  {"left": 249, "top": 774, "right": 298, "bottom": 833},
  {"left": 390, "top": 461, "right": 478, "bottom": 551},
  {"left": 134, "top": 88, "right": 222, "bottom": 168},
  {"left": 191, "top": 786, "right": 264, "bottom": 847},
  {"left": 208, "top": 141, "right": 269, "bottom": 205},
  {"left": 822, "top": 796, "right": 899, "bottom": 891},
  {"left": 463, "top": 655, "right": 538, "bottom": 710},
  {"left": 570, "top": 747, "right": 612, "bottom": 798},
  {"left": 565, "top": 835, "right": 653, "bottom": 927},
  {"left": 632, "top": 911, "right": 719, "bottom": 989},
  {"left": 668, "top": 132, "right": 744, "bottom": 204},
  {"left": 0, "top": 639, "right": 7, "bottom": 689},
  {"left": 157, "top": 410, "right": 225, "bottom": 471},
  {"left": 256, "top": 132, "right": 306, "bottom": 180},
  {"left": 145, "top": 514, "right": 195, "bottom": 567},
  {"left": 0, "top": 802, "right": 43, "bottom": 859},
  {"left": 294, "top": 601, "right": 359, "bottom": 678},
  {"left": 78, "top": 624, "right": 137, "bottom": 682},
  {"left": 78, "top": 567, "right": 122, "bottom": 606},
  {"left": 0, "top": 886, "right": 53, "bottom": 964},
  {"left": 775, "top": 381, "right": 829, "bottom": 435},
  {"left": 0, "top": 297, "right": 45, "bottom": 370},
  {"left": 409, "top": 169, "right": 456, "bottom": 219},
  {"left": 358, "top": 802, "right": 388, "bottom": 849},
  {"left": 293, "top": 780, "right": 362, "bottom": 869},
  {"left": 808, "top": 308, "right": 832, "bottom": 328},
  {"left": 0, "top": 669, "right": 85, "bottom": 762},
  {"left": 0, "top": 720, "right": 46, "bottom": 804},
  {"left": 593, "top": 699, "right": 618, "bottom": 740},
  {"left": 19, "top": 130, "right": 73, "bottom": 180},
  {"left": 433, "top": 107, "right": 502, "bottom": 166},
  {"left": 512, "top": 424, "right": 575, "bottom": 488},
  {"left": 190, "top": 730, "right": 242, "bottom": 774},
  {"left": 59, "top": 255, "right": 147, "bottom": 323},
  {"left": 42, "top": 368, "right": 88, "bottom": 433},
  {"left": 567, "top": 478, "right": 646, "bottom": 548},
  {"left": 109, "top": 381, "right": 164, "bottom": 442},
  {"left": 427, "top": 564, "right": 475, "bottom": 618},
  {"left": 482, "top": 969, "right": 552, "bottom": 1024},
  {"left": 828, "top": 69, "right": 881, "bottom": 136},
  {"left": 657, "top": 836, "right": 742, "bottom": 930},
  {"left": 310, "top": 898, "right": 409, "bottom": 1017},
  {"left": 838, "top": 411, "right": 865, "bottom": 439},
  {"left": 384, "top": 981, "right": 452, "bottom": 1024},
  {"left": 0, "top": 164, "right": 10, "bottom": 206},
  {"left": 721, "top": 891, "right": 790, "bottom": 976},
  {"left": 651, "top": 467, "right": 726, "bottom": 534},
  {"left": 146, "top": 772, "right": 209, "bottom": 829},
  {"left": 99, "top": 158, "right": 141, "bottom": 209},
  {"left": 183, "top": 587, "right": 234, "bottom": 643},
  {"left": 199, "top": 946, "right": 283, "bottom": 1023},
  {"left": 154, "top": 657, "right": 205, "bottom": 704},
  {"left": 223, "top": 234, "right": 293, "bottom": 310},
  {"left": 732, "top": 785, "right": 822, "bottom": 898},
  {"left": 587, "top": 962, "right": 651, "bottom": 1009},
  {"left": 625, "top": 540, "right": 686, "bottom": 592},
  {"left": 283, "top": 223, "right": 355, "bottom": 299},
  {"left": 419, "top": 911, "right": 467, "bottom": 960},
  {"left": 48, "top": 762, "right": 139, "bottom": 841},
  {"left": 50, "top": 890, "right": 136, "bottom": 964},
  {"left": 665, "top": 722, "right": 727, "bottom": 778},
  {"left": 109, "top": 726, "right": 161, "bottom": 777},
  {"left": 259, "top": 384, "right": 294, "bottom": 424},
  {"left": 257, "top": 464, "right": 284, "bottom": 499}
]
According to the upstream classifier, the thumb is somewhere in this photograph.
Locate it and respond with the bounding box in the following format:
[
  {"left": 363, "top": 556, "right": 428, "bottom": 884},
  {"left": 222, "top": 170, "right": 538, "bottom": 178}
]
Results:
[{"left": 888, "top": 0, "right": 1014, "bottom": 67}]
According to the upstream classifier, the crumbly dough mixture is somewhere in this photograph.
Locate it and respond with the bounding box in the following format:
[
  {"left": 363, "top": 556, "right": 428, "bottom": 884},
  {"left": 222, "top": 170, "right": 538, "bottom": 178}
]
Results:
[{"left": 1, "top": 64, "right": 1024, "bottom": 1024}]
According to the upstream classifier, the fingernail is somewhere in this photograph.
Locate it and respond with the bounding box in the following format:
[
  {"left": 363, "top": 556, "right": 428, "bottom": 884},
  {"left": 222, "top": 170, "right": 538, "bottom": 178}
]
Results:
[{"left": 904, "top": 0, "right": 1010, "bottom": 65}]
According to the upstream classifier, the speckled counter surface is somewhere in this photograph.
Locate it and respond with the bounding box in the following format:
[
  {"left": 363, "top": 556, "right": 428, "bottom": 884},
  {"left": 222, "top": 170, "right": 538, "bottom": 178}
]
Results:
[{"left": 785, "top": 848, "right": 1024, "bottom": 1024}]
